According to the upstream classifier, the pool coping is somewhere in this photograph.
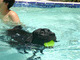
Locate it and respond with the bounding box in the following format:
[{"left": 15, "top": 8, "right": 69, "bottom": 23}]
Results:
[
  {"left": 14, "top": 1, "right": 80, "bottom": 8},
  {"left": 15, "top": 1, "right": 80, "bottom": 4}
]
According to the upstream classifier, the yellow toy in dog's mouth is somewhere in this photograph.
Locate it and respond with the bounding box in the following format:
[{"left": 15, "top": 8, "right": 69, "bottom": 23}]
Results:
[{"left": 44, "top": 40, "right": 54, "bottom": 47}]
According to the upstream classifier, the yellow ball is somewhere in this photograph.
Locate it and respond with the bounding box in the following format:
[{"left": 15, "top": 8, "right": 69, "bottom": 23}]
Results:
[{"left": 44, "top": 40, "right": 55, "bottom": 47}]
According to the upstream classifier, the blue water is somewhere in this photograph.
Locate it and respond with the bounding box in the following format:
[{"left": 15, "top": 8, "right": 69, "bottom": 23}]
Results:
[{"left": 0, "top": 7, "right": 80, "bottom": 60}]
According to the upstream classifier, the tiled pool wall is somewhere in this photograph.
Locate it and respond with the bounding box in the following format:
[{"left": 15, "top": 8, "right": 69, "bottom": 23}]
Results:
[{"left": 13, "top": 1, "right": 80, "bottom": 8}]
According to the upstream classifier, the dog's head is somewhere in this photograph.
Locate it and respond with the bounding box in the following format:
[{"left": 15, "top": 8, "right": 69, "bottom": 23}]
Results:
[{"left": 31, "top": 28, "right": 57, "bottom": 45}]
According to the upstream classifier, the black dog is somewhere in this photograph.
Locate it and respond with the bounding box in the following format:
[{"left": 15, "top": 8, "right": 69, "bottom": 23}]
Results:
[
  {"left": 7, "top": 26, "right": 57, "bottom": 60},
  {"left": 7, "top": 25, "right": 57, "bottom": 51}
]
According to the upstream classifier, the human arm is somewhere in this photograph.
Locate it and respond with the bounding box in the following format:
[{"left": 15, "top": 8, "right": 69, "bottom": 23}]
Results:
[
  {"left": 9, "top": 10, "right": 26, "bottom": 27},
  {"left": 9, "top": 11, "right": 21, "bottom": 24}
]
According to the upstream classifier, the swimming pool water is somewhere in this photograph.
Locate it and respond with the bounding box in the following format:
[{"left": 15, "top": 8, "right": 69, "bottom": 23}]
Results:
[{"left": 0, "top": 7, "right": 80, "bottom": 60}]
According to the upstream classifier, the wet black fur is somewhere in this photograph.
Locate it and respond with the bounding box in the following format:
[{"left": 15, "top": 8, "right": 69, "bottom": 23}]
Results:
[
  {"left": 7, "top": 25, "right": 32, "bottom": 45},
  {"left": 7, "top": 25, "right": 57, "bottom": 60}
]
